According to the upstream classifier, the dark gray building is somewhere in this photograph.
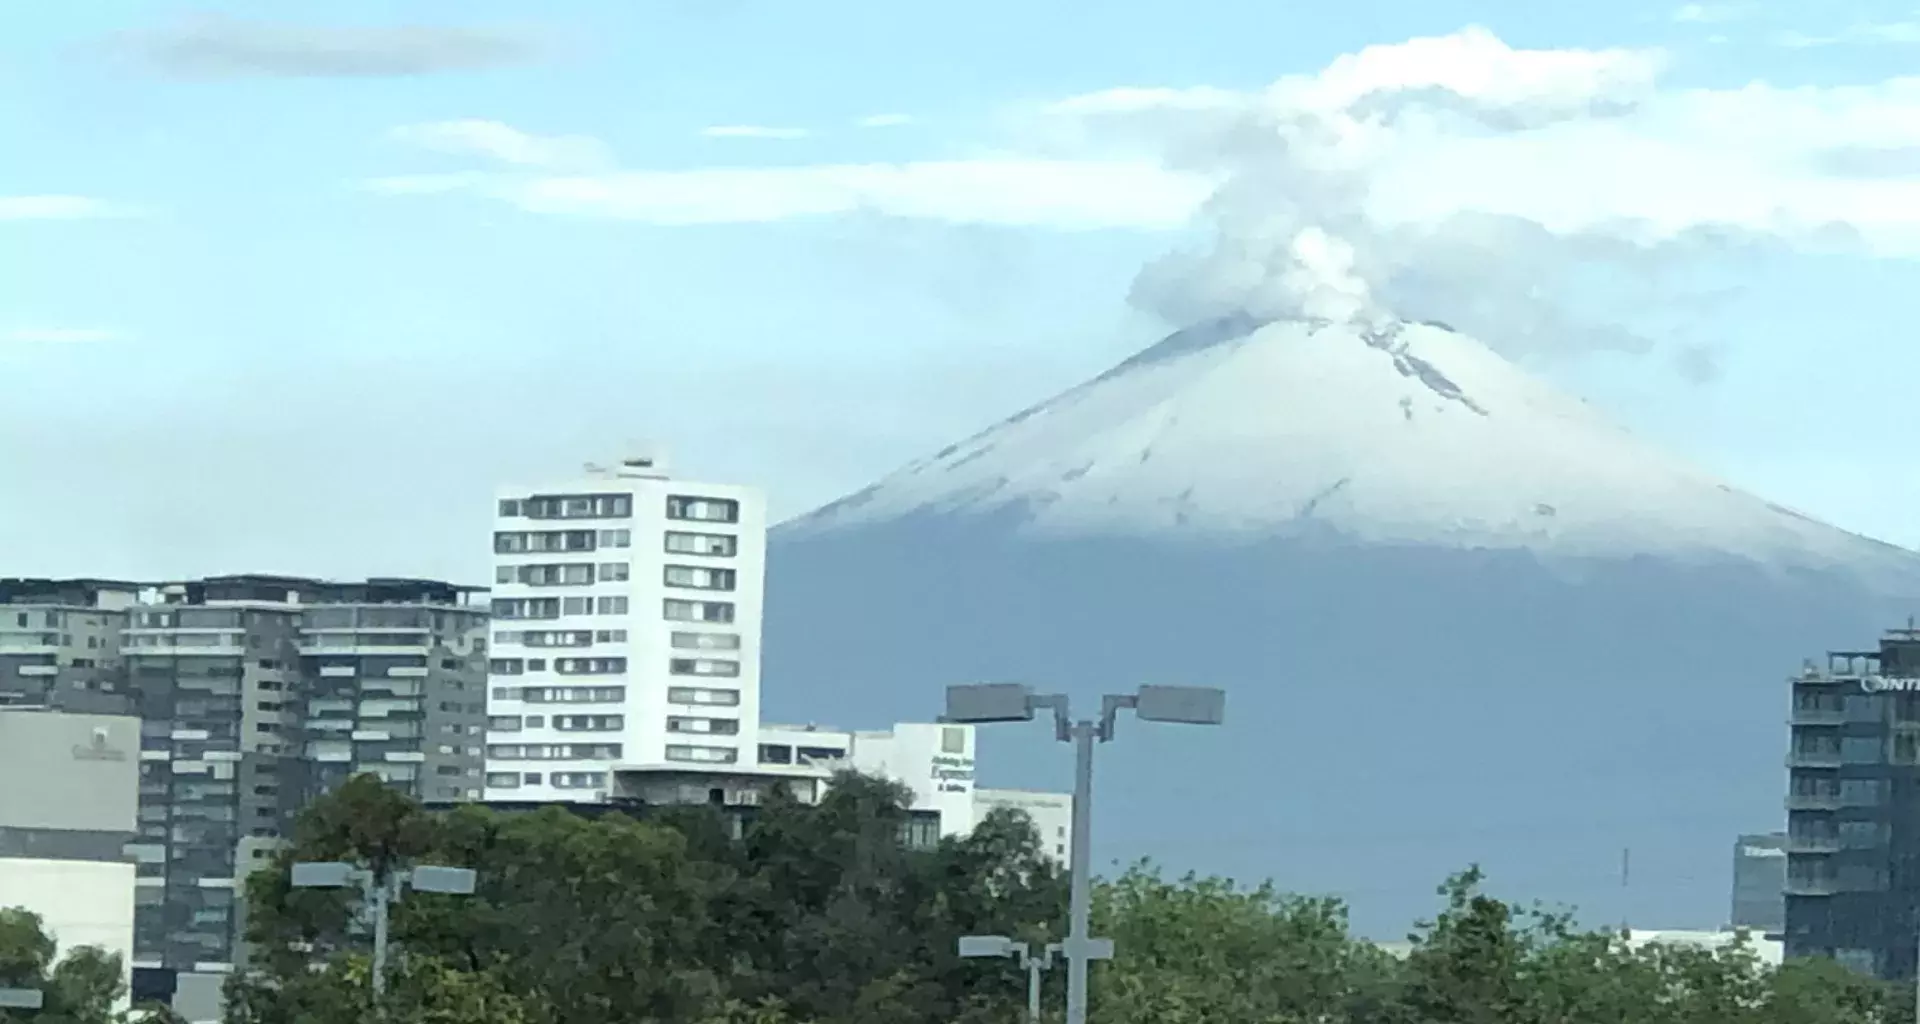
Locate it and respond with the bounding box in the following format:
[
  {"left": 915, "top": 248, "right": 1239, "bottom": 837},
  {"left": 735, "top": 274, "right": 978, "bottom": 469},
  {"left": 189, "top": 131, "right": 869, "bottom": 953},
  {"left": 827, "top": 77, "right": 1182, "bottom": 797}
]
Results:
[
  {"left": 1731, "top": 832, "right": 1786, "bottom": 935},
  {"left": 1783, "top": 626, "right": 1920, "bottom": 978},
  {"left": 110, "top": 575, "right": 488, "bottom": 974}
]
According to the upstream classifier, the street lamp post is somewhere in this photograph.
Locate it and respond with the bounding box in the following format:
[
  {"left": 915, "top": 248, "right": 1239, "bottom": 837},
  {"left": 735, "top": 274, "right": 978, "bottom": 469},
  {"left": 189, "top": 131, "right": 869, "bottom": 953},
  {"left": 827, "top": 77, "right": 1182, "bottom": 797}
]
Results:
[
  {"left": 291, "top": 861, "right": 478, "bottom": 1009},
  {"left": 943, "top": 683, "right": 1225, "bottom": 1024},
  {"left": 959, "top": 934, "right": 1063, "bottom": 1023}
]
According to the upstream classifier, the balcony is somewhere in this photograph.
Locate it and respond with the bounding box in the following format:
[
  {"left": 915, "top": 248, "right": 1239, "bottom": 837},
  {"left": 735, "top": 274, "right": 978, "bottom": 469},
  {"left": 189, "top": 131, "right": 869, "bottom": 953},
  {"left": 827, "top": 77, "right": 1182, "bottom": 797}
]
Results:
[
  {"left": 1791, "top": 708, "right": 1846, "bottom": 725},
  {"left": 1787, "top": 792, "right": 1845, "bottom": 811},
  {"left": 1783, "top": 879, "right": 1839, "bottom": 897},
  {"left": 1785, "top": 834, "right": 1843, "bottom": 854}
]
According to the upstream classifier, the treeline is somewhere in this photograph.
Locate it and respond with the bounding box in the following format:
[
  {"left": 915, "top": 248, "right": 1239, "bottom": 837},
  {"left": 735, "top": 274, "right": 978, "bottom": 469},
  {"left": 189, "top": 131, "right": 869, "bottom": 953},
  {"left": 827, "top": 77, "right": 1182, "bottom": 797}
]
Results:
[{"left": 207, "top": 773, "right": 1897, "bottom": 1024}]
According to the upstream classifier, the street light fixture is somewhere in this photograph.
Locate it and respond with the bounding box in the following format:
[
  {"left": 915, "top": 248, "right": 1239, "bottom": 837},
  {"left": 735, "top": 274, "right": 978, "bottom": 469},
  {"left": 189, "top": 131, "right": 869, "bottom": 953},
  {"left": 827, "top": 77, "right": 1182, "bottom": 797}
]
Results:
[
  {"left": 959, "top": 934, "right": 1082, "bottom": 1024},
  {"left": 944, "top": 683, "right": 1225, "bottom": 1024},
  {"left": 292, "top": 861, "right": 478, "bottom": 1008},
  {"left": 0, "top": 987, "right": 43, "bottom": 1010}
]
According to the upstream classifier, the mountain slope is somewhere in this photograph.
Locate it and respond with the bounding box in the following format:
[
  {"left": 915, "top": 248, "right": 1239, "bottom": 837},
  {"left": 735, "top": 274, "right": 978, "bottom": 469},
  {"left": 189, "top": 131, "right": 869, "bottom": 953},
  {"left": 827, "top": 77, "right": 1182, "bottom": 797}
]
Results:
[
  {"left": 787, "top": 317, "right": 1917, "bottom": 583},
  {"left": 764, "top": 318, "right": 1920, "bottom": 935}
]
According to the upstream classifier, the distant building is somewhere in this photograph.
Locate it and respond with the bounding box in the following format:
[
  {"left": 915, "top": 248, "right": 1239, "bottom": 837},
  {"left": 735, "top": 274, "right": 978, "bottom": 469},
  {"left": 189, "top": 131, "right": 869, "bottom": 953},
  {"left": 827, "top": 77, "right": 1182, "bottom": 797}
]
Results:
[
  {"left": 0, "top": 578, "right": 144, "bottom": 713},
  {"left": 1783, "top": 626, "right": 1920, "bottom": 978},
  {"left": 121, "top": 574, "right": 488, "bottom": 973},
  {"left": 0, "top": 707, "right": 140, "bottom": 1000},
  {"left": 1373, "top": 928, "right": 1783, "bottom": 966},
  {"left": 485, "top": 448, "right": 769, "bottom": 803},
  {"left": 1731, "top": 832, "right": 1786, "bottom": 935},
  {"left": 612, "top": 719, "right": 1072, "bottom": 864}
]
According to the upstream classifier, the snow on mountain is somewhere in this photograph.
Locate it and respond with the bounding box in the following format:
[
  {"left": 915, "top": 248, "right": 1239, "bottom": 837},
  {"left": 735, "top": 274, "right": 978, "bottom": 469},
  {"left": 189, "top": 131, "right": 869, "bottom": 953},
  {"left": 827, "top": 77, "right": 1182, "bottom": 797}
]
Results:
[
  {"left": 787, "top": 317, "right": 1916, "bottom": 580},
  {"left": 763, "top": 317, "right": 1920, "bottom": 935}
]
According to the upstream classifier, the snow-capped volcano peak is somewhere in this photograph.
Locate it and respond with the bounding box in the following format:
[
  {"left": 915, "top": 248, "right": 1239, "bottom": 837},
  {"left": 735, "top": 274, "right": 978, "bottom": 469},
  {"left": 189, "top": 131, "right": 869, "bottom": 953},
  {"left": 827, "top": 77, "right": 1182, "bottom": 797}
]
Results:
[{"left": 786, "top": 318, "right": 1916, "bottom": 575}]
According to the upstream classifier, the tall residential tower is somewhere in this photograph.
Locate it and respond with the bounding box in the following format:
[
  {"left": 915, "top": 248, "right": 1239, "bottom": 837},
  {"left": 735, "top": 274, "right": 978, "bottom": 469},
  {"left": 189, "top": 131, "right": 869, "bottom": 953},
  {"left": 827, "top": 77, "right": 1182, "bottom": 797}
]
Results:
[{"left": 484, "top": 450, "right": 766, "bottom": 802}]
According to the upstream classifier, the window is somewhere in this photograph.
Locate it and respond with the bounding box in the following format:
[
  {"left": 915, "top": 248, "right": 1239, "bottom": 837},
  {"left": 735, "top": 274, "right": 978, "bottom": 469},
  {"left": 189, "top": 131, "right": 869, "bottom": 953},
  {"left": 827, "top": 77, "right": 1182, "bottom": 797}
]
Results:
[
  {"left": 759, "top": 744, "right": 792, "bottom": 765},
  {"left": 670, "top": 658, "right": 740, "bottom": 678},
  {"left": 510, "top": 563, "right": 595, "bottom": 587},
  {"left": 485, "top": 743, "right": 624, "bottom": 760},
  {"left": 664, "top": 565, "right": 736, "bottom": 591},
  {"left": 491, "top": 598, "right": 560, "bottom": 621},
  {"left": 551, "top": 772, "right": 607, "bottom": 789},
  {"left": 487, "top": 716, "right": 523, "bottom": 732},
  {"left": 941, "top": 726, "right": 967, "bottom": 754},
  {"left": 665, "top": 744, "right": 738, "bottom": 764},
  {"left": 554, "top": 714, "right": 623, "bottom": 731},
  {"left": 666, "top": 496, "right": 740, "bottom": 523},
  {"left": 667, "top": 686, "right": 739, "bottom": 706},
  {"left": 1842, "top": 736, "right": 1884, "bottom": 763},
  {"left": 670, "top": 632, "right": 740, "bottom": 651},
  {"left": 596, "top": 596, "right": 630, "bottom": 615},
  {"left": 521, "top": 630, "right": 593, "bottom": 648},
  {"left": 663, "top": 599, "right": 734, "bottom": 623},
  {"left": 498, "top": 500, "right": 522, "bottom": 517},
  {"left": 600, "top": 562, "right": 631, "bottom": 582},
  {"left": 668, "top": 716, "right": 740, "bottom": 735},
  {"left": 519, "top": 493, "right": 633, "bottom": 520},
  {"left": 556, "top": 657, "right": 627, "bottom": 675},
  {"left": 489, "top": 658, "right": 525, "bottom": 675},
  {"left": 519, "top": 685, "right": 626, "bottom": 704},
  {"left": 1841, "top": 778, "right": 1884, "bottom": 806},
  {"left": 594, "top": 630, "right": 628, "bottom": 643},
  {"left": 597, "top": 529, "right": 631, "bottom": 548},
  {"left": 664, "top": 531, "right": 737, "bottom": 557}
]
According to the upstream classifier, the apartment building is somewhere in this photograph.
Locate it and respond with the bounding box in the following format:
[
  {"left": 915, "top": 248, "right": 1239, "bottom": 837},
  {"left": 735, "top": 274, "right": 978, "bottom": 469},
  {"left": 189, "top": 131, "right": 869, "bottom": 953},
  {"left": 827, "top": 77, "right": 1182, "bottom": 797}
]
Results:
[
  {"left": 1730, "top": 832, "right": 1786, "bottom": 936},
  {"left": 485, "top": 449, "right": 767, "bottom": 802},
  {"left": 0, "top": 578, "right": 143, "bottom": 713},
  {"left": 118, "top": 574, "right": 487, "bottom": 974},
  {"left": 1783, "top": 626, "right": 1920, "bottom": 978}
]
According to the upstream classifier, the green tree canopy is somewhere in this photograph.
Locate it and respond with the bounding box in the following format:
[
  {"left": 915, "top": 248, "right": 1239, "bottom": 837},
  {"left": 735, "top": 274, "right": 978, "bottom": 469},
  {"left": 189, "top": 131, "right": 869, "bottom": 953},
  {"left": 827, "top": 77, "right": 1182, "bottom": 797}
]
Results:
[
  {"left": 0, "top": 906, "right": 181, "bottom": 1024},
  {"left": 229, "top": 774, "right": 1909, "bottom": 1024}
]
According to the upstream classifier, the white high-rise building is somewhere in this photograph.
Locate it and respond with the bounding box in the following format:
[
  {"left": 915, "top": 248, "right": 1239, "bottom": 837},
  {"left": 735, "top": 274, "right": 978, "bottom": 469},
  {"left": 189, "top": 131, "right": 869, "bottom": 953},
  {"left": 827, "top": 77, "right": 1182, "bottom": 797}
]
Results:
[{"left": 483, "top": 448, "right": 765, "bottom": 802}]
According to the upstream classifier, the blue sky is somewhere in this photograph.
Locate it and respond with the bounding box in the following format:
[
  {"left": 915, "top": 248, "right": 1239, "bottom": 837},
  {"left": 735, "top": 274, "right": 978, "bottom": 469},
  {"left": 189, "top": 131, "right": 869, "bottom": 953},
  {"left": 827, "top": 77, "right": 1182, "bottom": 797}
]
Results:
[{"left": 6, "top": 0, "right": 1920, "bottom": 582}]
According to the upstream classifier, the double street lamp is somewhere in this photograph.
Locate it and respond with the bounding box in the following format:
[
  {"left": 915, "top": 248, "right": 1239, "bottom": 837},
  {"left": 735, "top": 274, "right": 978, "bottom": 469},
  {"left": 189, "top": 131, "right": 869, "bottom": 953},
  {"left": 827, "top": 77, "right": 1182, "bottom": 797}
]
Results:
[
  {"left": 291, "top": 861, "right": 478, "bottom": 1008},
  {"left": 958, "top": 934, "right": 1088, "bottom": 1024},
  {"left": 943, "top": 683, "right": 1226, "bottom": 1024}
]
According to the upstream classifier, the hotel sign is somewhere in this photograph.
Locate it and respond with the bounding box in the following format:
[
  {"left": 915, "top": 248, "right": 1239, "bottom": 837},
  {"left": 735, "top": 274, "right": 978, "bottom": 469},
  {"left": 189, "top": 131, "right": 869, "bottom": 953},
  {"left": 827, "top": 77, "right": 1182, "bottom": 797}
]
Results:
[
  {"left": 71, "top": 729, "right": 127, "bottom": 762},
  {"left": 930, "top": 754, "right": 975, "bottom": 794},
  {"left": 1859, "top": 675, "right": 1920, "bottom": 693}
]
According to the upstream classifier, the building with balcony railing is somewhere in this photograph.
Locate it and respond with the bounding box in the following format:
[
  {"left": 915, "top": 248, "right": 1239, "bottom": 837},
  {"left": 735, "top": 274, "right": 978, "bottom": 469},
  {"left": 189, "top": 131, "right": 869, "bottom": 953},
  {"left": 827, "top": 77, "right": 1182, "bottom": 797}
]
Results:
[{"left": 1783, "top": 626, "right": 1920, "bottom": 978}]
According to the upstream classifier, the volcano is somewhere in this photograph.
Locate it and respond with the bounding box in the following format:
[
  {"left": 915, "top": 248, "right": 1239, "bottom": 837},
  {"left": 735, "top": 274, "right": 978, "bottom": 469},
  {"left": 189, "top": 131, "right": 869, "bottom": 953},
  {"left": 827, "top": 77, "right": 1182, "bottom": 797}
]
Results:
[{"left": 763, "top": 317, "right": 1920, "bottom": 934}]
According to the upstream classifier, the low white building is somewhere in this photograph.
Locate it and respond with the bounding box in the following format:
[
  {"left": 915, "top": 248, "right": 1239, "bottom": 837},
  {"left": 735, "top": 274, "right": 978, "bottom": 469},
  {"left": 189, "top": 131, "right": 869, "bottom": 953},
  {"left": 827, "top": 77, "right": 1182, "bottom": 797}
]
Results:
[
  {"left": 0, "top": 707, "right": 140, "bottom": 1000},
  {"left": 608, "top": 719, "right": 1072, "bottom": 863}
]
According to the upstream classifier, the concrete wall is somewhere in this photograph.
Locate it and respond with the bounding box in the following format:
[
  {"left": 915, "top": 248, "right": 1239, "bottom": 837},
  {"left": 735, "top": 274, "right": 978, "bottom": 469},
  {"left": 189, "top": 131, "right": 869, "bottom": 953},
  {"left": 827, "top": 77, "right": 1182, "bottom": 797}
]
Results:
[
  {"left": 0, "top": 710, "right": 139, "bottom": 832},
  {"left": 0, "top": 859, "right": 137, "bottom": 971}
]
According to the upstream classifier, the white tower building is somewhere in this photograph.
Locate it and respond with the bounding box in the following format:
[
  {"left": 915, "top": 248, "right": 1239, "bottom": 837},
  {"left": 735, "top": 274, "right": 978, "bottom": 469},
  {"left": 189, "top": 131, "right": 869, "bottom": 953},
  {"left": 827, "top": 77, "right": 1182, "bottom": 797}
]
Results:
[{"left": 483, "top": 447, "right": 766, "bottom": 802}]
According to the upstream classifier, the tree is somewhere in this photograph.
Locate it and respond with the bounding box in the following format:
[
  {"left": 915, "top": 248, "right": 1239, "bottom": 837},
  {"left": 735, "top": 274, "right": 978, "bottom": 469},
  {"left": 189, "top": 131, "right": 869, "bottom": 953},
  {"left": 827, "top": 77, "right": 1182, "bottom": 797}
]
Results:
[{"left": 0, "top": 906, "right": 177, "bottom": 1024}]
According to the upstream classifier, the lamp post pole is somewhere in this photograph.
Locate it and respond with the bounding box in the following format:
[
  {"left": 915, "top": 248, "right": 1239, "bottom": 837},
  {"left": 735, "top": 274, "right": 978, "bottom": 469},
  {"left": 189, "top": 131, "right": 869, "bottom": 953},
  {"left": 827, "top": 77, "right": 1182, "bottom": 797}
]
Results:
[
  {"left": 292, "top": 861, "right": 477, "bottom": 1013},
  {"left": 944, "top": 683, "right": 1225, "bottom": 1024}
]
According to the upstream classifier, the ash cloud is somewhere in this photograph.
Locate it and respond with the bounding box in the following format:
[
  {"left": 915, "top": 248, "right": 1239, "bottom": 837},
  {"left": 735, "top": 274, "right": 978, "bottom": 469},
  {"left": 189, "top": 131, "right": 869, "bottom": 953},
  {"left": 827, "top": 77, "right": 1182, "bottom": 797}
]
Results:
[{"left": 1117, "top": 31, "right": 1739, "bottom": 380}]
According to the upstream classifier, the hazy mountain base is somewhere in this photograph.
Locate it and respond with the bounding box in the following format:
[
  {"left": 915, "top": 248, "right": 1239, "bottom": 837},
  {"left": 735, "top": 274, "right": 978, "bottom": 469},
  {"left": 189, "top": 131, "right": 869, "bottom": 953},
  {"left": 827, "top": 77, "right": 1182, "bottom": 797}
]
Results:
[{"left": 765, "top": 510, "right": 1920, "bottom": 936}]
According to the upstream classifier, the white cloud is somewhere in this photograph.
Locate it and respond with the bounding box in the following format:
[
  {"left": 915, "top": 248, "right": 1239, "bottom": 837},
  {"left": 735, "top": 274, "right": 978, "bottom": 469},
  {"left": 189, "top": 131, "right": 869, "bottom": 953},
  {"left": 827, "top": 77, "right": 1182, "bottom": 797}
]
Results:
[
  {"left": 367, "top": 159, "right": 1210, "bottom": 228},
  {"left": 0, "top": 195, "right": 125, "bottom": 220},
  {"left": 392, "top": 120, "right": 609, "bottom": 170},
  {"left": 2, "top": 328, "right": 123, "bottom": 344},
  {"left": 700, "top": 125, "right": 811, "bottom": 140},
  {"left": 1671, "top": 3, "right": 1745, "bottom": 23},
  {"left": 857, "top": 114, "right": 915, "bottom": 128},
  {"left": 365, "top": 24, "right": 1920, "bottom": 364},
  {"left": 1772, "top": 21, "right": 1920, "bottom": 47}
]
